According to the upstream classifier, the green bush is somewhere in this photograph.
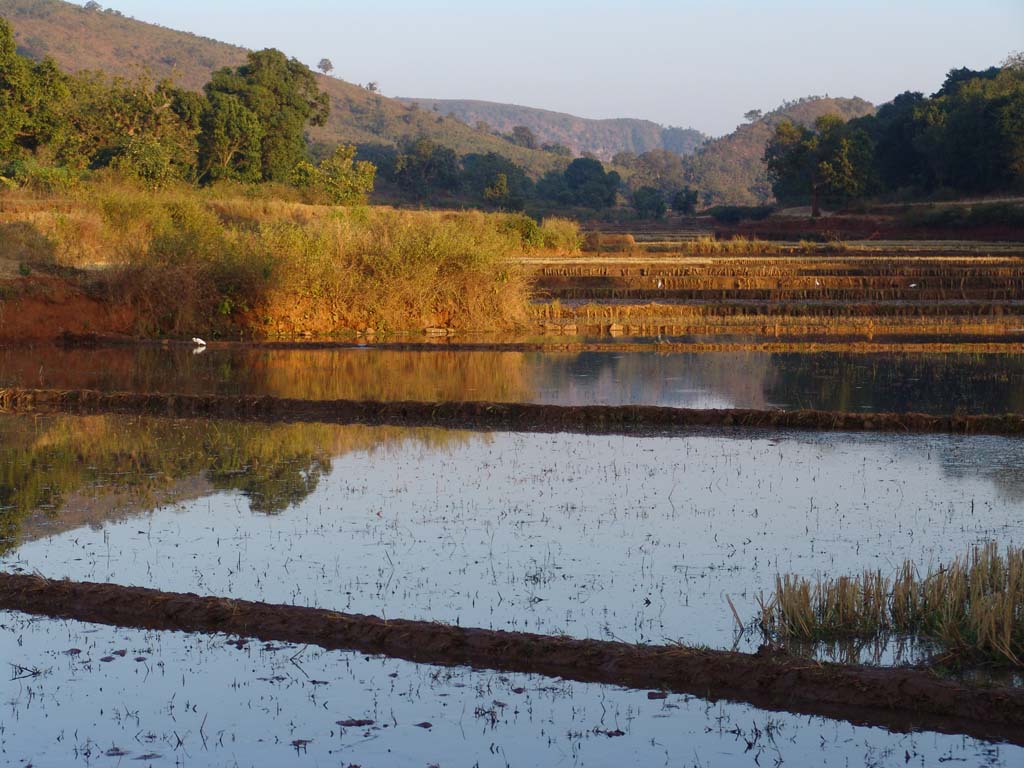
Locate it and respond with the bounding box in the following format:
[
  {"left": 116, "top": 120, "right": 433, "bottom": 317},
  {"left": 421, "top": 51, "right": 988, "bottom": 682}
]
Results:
[
  {"left": 2, "top": 158, "right": 80, "bottom": 193},
  {"left": 538, "top": 217, "right": 581, "bottom": 252},
  {"left": 499, "top": 213, "right": 545, "bottom": 250}
]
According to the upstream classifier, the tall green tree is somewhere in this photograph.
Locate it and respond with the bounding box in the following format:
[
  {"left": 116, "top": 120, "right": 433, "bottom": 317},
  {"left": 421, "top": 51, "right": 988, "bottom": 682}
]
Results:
[
  {"left": 764, "top": 114, "right": 872, "bottom": 216},
  {"left": 562, "top": 157, "right": 620, "bottom": 208},
  {"left": 632, "top": 186, "right": 666, "bottom": 219},
  {"left": 58, "top": 73, "right": 201, "bottom": 179},
  {"left": 0, "top": 18, "right": 69, "bottom": 160},
  {"left": 393, "top": 137, "right": 460, "bottom": 196},
  {"left": 199, "top": 91, "right": 263, "bottom": 182},
  {"left": 203, "top": 49, "right": 329, "bottom": 182}
]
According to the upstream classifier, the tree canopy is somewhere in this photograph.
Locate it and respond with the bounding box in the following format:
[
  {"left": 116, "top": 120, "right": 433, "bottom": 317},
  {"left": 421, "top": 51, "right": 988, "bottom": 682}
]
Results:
[
  {"left": 0, "top": 18, "right": 372, "bottom": 199},
  {"left": 765, "top": 63, "right": 1024, "bottom": 208},
  {"left": 203, "top": 48, "right": 330, "bottom": 182}
]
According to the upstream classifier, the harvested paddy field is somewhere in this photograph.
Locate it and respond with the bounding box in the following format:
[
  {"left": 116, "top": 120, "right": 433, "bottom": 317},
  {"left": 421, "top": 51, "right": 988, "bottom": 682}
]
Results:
[{"left": 526, "top": 252, "right": 1024, "bottom": 342}]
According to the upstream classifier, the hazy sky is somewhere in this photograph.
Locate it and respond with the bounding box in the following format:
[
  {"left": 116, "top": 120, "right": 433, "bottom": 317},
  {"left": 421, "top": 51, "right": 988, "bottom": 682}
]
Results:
[{"left": 104, "top": 1, "right": 1021, "bottom": 136}]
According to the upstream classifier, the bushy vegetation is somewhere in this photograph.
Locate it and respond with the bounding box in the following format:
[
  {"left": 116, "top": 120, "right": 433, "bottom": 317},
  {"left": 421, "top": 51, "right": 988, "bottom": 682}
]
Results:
[
  {"left": 0, "top": 0, "right": 564, "bottom": 180},
  {"left": 705, "top": 204, "right": 775, "bottom": 224},
  {"left": 1, "top": 180, "right": 580, "bottom": 335},
  {"left": 902, "top": 201, "right": 1024, "bottom": 230},
  {"left": 766, "top": 57, "right": 1024, "bottom": 215},
  {"left": 0, "top": 15, "right": 380, "bottom": 201}
]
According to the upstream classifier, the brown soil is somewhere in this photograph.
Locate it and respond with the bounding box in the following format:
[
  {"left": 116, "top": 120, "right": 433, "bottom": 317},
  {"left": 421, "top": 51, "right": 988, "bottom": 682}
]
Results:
[
  {"left": 2, "top": 387, "right": 1023, "bottom": 436},
  {"left": 0, "top": 276, "right": 134, "bottom": 341},
  {"left": 0, "top": 573, "right": 1021, "bottom": 744}
]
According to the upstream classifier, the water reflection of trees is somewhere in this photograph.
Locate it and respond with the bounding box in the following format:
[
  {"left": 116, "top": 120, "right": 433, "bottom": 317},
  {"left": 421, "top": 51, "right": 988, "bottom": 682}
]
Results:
[
  {"left": 0, "top": 415, "right": 473, "bottom": 550},
  {"left": 0, "top": 347, "right": 532, "bottom": 403},
  {"left": 3, "top": 346, "right": 1021, "bottom": 415},
  {"left": 762, "top": 353, "right": 1024, "bottom": 415}
]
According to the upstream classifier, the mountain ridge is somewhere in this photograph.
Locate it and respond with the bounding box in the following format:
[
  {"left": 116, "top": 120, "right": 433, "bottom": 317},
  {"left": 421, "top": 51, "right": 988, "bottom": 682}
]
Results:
[{"left": 396, "top": 97, "right": 707, "bottom": 161}]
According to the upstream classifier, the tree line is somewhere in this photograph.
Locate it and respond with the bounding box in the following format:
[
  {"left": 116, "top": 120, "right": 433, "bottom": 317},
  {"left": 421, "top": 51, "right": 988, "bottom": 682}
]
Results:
[
  {"left": 765, "top": 57, "right": 1024, "bottom": 215},
  {"left": 0, "top": 17, "right": 374, "bottom": 202},
  {"left": 359, "top": 136, "right": 701, "bottom": 217},
  {"left": 2, "top": 14, "right": 703, "bottom": 216}
]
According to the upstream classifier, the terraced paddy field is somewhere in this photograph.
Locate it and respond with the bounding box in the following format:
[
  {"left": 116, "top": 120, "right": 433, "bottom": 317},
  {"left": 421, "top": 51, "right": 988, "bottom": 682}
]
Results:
[{"left": 526, "top": 252, "right": 1024, "bottom": 343}]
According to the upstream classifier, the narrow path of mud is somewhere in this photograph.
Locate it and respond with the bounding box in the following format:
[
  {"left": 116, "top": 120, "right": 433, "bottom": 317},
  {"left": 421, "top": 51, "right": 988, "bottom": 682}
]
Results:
[
  {"left": 0, "top": 574, "right": 1020, "bottom": 745},
  {"left": 1, "top": 387, "right": 1023, "bottom": 435},
  {"left": 47, "top": 332, "right": 1024, "bottom": 354}
]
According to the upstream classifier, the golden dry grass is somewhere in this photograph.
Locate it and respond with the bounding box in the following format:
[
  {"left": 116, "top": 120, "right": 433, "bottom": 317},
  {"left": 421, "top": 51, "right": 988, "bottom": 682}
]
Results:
[
  {"left": 758, "top": 543, "right": 1024, "bottom": 665},
  {"left": 0, "top": 181, "right": 580, "bottom": 337}
]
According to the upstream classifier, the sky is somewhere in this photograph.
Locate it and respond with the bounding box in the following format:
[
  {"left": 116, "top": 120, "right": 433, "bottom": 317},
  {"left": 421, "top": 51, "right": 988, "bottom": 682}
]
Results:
[{"left": 101, "top": 0, "right": 1021, "bottom": 136}]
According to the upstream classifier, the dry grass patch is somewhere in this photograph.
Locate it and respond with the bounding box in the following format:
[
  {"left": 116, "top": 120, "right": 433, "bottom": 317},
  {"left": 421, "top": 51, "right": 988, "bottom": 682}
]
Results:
[{"left": 757, "top": 543, "right": 1024, "bottom": 666}]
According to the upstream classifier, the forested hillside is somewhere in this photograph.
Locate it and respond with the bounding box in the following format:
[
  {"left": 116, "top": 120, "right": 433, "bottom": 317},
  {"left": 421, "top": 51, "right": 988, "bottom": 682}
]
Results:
[
  {"left": 685, "top": 96, "right": 876, "bottom": 205},
  {"left": 0, "top": 0, "right": 562, "bottom": 176},
  {"left": 397, "top": 98, "right": 706, "bottom": 160}
]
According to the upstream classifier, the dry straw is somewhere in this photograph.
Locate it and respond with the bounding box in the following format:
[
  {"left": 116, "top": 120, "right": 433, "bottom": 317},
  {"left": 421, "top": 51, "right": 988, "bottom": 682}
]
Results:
[{"left": 758, "top": 543, "right": 1024, "bottom": 665}]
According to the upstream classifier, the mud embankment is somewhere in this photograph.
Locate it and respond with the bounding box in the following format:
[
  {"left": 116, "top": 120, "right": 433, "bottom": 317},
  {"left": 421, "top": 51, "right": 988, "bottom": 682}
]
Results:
[
  {"left": 0, "top": 277, "right": 135, "bottom": 341},
  {"left": 0, "top": 574, "right": 1020, "bottom": 745},
  {"left": 2, "top": 387, "right": 1023, "bottom": 435}
]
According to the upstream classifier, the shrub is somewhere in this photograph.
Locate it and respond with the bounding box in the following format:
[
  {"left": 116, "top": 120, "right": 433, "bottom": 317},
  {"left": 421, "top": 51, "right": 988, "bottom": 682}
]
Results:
[
  {"left": 2, "top": 158, "right": 80, "bottom": 194},
  {"left": 538, "top": 217, "right": 581, "bottom": 252},
  {"left": 706, "top": 205, "right": 774, "bottom": 224}
]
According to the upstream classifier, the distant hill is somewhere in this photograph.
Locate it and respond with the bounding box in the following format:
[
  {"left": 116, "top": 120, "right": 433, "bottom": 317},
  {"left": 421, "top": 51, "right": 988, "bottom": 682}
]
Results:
[
  {"left": 685, "top": 96, "right": 877, "bottom": 205},
  {"left": 396, "top": 98, "right": 707, "bottom": 161},
  {"left": 0, "top": 0, "right": 562, "bottom": 176}
]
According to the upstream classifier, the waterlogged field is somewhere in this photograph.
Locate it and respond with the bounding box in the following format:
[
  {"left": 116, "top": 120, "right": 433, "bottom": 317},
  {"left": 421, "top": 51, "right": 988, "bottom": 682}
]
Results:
[
  {"left": 1, "top": 341, "right": 1022, "bottom": 766},
  {"left": 3, "top": 612, "right": 1018, "bottom": 768},
  {"left": 2, "top": 414, "right": 1022, "bottom": 660},
  {"left": 2, "top": 344, "right": 1024, "bottom": 413}
]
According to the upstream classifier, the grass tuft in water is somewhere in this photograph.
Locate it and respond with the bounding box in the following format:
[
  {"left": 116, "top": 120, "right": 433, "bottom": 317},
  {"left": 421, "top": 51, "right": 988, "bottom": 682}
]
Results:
[{"left": 757, "top": 542, "right": 1024, "bottom": 666}]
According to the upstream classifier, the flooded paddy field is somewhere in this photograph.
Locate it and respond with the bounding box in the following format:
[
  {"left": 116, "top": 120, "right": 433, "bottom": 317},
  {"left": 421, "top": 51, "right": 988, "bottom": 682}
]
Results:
[
  {"left": 3, "top": 612, "right": 1019, "bottom": 768},
  {"left": 1, "top": 338, "right": 1022, "bottom": 765},
  {"left": 2, "top": 343, "right": 1023, "bottom": 414},
  {"left": 2, "top": 413, "right": 1021, "bottom": 661}
]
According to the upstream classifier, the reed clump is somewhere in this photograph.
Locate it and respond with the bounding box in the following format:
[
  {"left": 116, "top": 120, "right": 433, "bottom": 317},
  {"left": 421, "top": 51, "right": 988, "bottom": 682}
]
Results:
[{"left": 757, "top": 543, "right": 1024, "bottom": 665}]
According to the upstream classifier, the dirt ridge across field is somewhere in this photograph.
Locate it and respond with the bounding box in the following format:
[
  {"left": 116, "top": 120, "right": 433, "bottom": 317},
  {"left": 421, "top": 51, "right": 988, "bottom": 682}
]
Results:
[
  {"left": 1, "top": 387, "right": 1023, "bottom": 436},
  {"left": 0, "top": 574, "right": 1021, "bottom": 745}
]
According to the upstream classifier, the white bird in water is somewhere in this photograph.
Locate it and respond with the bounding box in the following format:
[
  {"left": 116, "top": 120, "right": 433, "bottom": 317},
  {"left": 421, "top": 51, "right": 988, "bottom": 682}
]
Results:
[
  {"left": 192, "top": 337, "right": 207, "bottom": 347},
  {"left": 909, "top": 283, "right": 919, "bottom": 288}
]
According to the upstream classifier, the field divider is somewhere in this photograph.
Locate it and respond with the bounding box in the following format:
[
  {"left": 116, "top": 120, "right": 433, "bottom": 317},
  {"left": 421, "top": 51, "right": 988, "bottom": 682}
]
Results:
[
  {"left": 46, "top": 332, "right": 1024, "bottom": 353},
  {"left": 0, "top": 573, "right": 1021, "bottom": 744},
  {"left": 1, "top": 388, "right": 1023, "bottom": 435}
]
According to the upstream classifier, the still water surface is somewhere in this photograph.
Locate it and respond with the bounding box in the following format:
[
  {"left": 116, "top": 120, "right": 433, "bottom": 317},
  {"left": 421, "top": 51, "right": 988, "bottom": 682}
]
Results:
[
  {"left": 2, "top": 414, "right": 1021, "bottom": 659},
  {"left": 2, "top": 611, "right": 1017, "bottom": 767},
  {"left": 2, "top": 344, "right": 1023, "bottom": 413}
]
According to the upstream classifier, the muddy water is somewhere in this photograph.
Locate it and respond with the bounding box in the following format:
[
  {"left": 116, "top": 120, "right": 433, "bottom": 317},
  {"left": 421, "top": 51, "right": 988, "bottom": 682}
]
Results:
[
  {"left": 2, "top": 613, "right": 1017, "bottom": 767},
  {"left": 2, "top": 414, "right": 1021, "bottom": 661},
  {"left": 2, "top": 344, "right": 1024, "bottom": 413}
]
